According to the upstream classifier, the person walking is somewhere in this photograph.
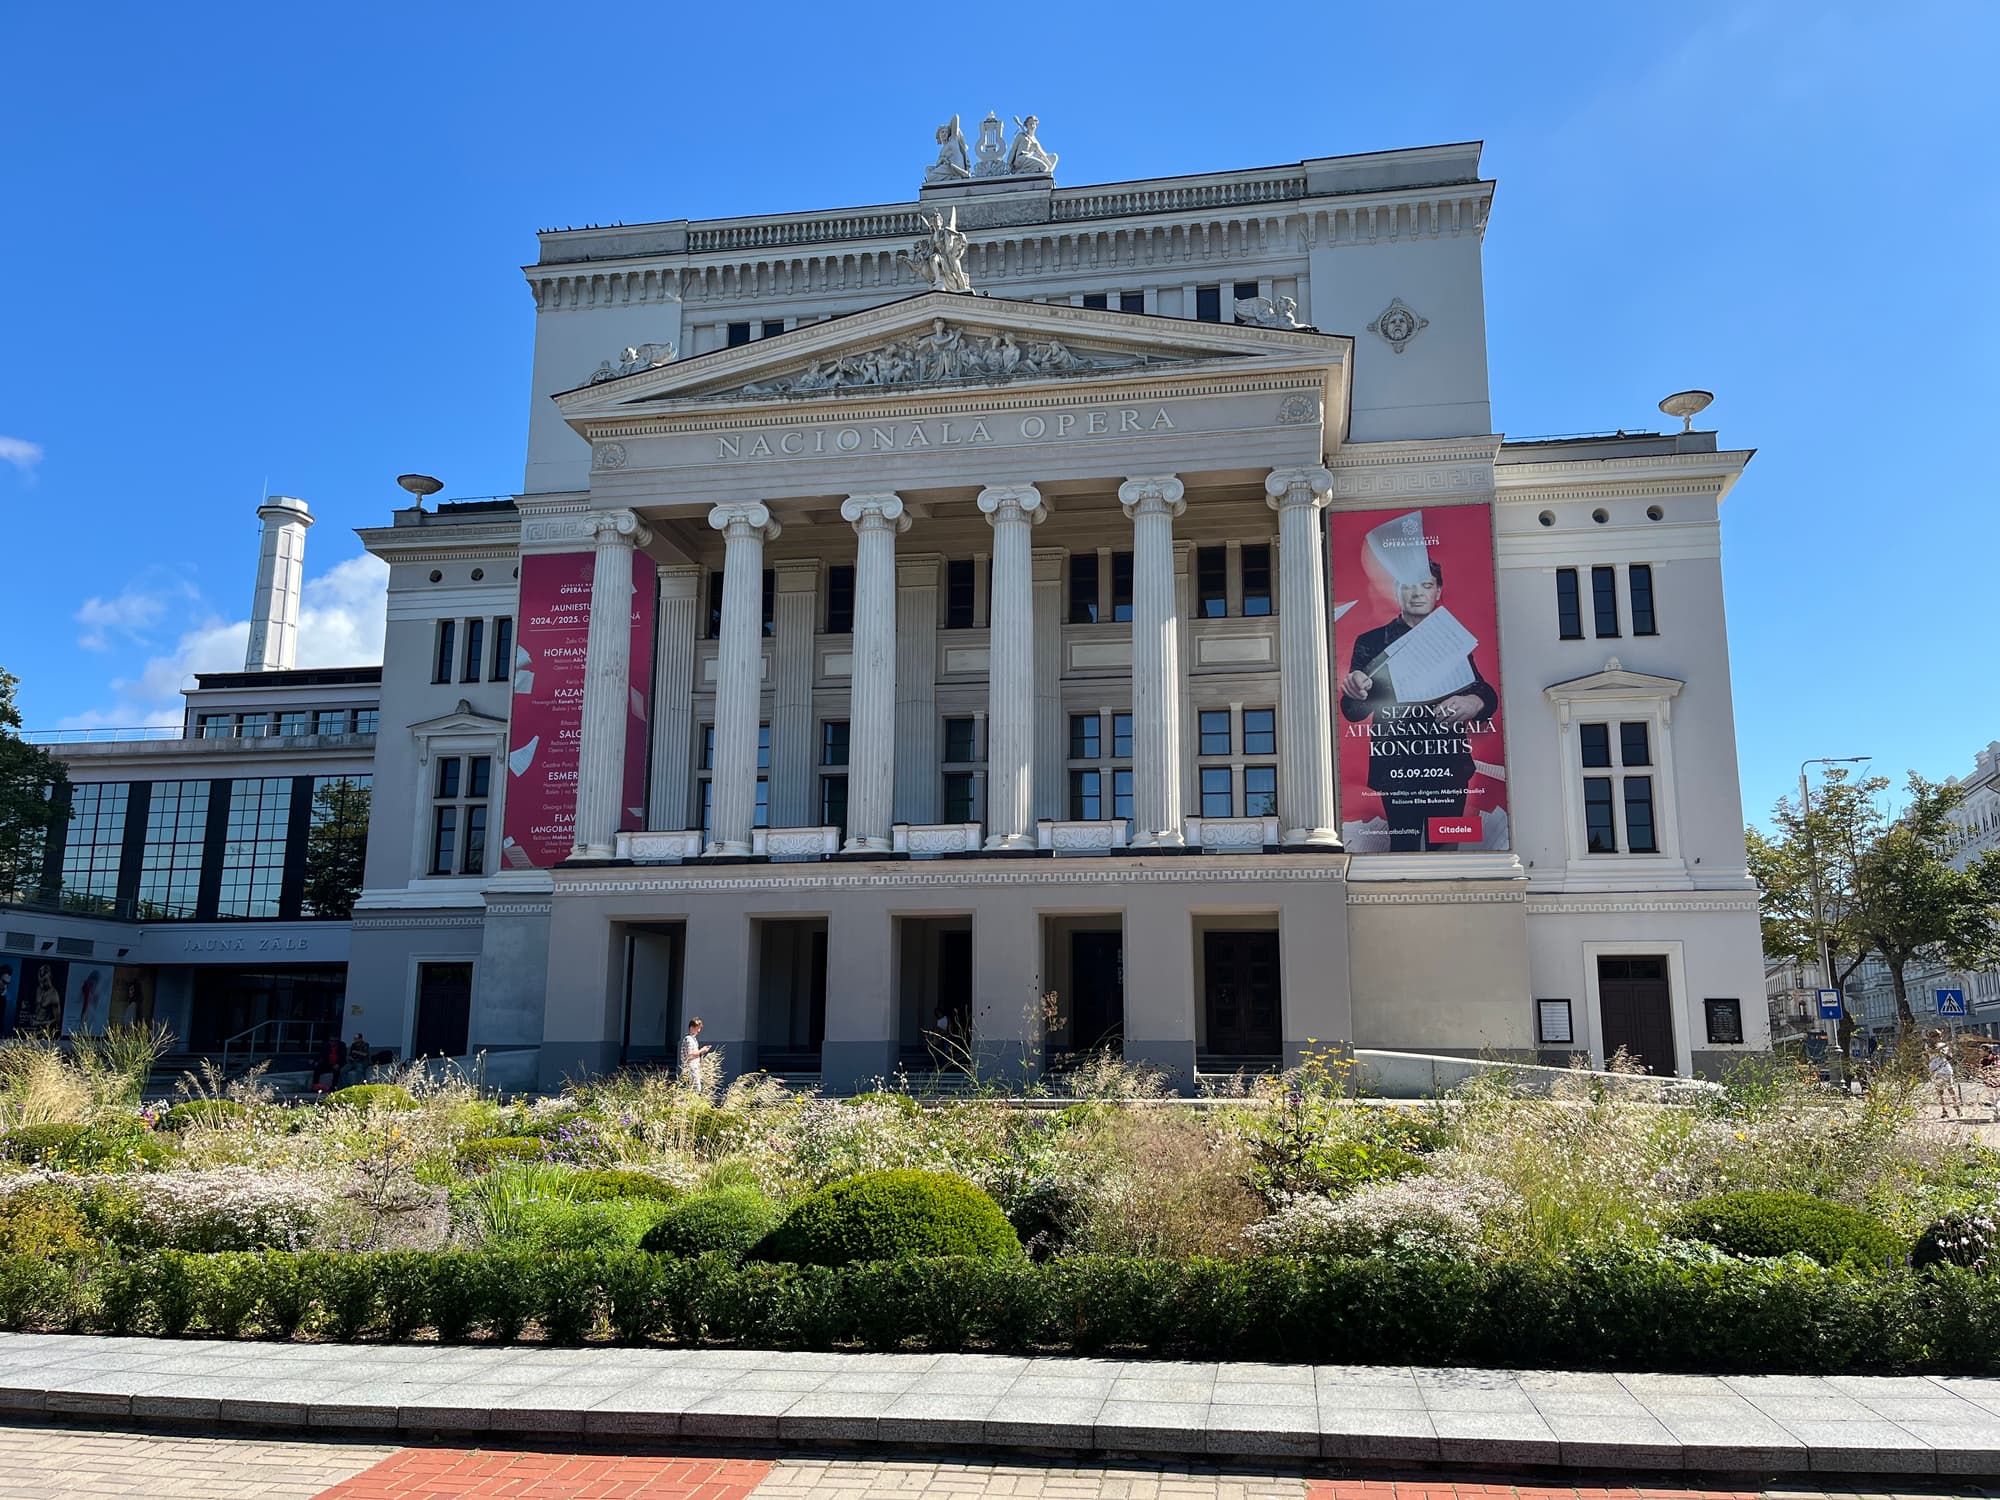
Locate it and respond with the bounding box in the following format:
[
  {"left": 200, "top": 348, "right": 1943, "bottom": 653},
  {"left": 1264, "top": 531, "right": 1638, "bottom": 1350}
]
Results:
[
  {"left": 679, "top": 1017, "right": 714, "bottom": 1091},
  {"left": 1927, "top": 1029, "right": 1963, "bottom": 1119}
]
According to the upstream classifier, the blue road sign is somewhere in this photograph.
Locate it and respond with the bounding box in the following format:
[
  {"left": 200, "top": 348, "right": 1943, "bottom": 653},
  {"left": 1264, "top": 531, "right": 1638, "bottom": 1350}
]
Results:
[
  {"left": 1817, "top": 989, "right": 1844, "bottom": 1020},
  {"left": 1937, "top": 988, "right": 1968, "bottom": 1017}
]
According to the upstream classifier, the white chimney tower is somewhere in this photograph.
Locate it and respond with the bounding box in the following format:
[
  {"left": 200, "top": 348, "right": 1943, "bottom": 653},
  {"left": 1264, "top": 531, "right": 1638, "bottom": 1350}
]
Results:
[{"left": 243, "top": 495, "right": 313, "bottom": 671}]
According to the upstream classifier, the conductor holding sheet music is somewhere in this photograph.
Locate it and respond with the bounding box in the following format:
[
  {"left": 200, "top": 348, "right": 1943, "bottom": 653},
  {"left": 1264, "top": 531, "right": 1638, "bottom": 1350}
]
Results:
[{"left": 1339, "top": 557, "right": 1498, "bottom": 853}]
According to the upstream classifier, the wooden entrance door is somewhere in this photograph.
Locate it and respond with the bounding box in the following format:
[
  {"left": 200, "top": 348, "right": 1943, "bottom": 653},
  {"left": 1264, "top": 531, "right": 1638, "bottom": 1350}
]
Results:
[
  {"left": 1204, "top": 931, "right": 1282, "bottom": 1057},
  {"left": 1069, "top": 931, "right": 1124, "bottom": 1054},
  {"left": 1597, "top": 955, "right": 1675, "bottom": 1075}
]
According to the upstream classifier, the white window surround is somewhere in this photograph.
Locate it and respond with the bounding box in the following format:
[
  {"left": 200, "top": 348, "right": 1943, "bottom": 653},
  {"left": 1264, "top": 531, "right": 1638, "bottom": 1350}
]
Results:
[
  {"left": 1542, "top": 660, "right": 1691, "bottom": 892},
  {"left": 407, "top": 702, "right": 509, "bottom": 884},
  {"left": 1579, "top": 938, "right": 1693, "bottom": 1077}
]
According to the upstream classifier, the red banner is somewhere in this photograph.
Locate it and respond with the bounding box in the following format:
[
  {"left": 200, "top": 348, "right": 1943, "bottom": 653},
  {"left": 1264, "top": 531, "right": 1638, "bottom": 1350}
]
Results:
[
  {"left": 1330, "top": 503, "right": 1509, "bottom": 853},
  {"left": 501, "top": 551, "right": 655, "bottom": 869}
]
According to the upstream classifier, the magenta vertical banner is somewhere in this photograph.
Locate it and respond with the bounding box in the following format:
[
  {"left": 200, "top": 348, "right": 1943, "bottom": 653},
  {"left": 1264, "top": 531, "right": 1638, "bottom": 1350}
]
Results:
[
  {"left": 501, "top": 552, "right": 592, "bottom": 868},
  {"left": 623, "top": 549, "right": 656, "bottom": 832}
]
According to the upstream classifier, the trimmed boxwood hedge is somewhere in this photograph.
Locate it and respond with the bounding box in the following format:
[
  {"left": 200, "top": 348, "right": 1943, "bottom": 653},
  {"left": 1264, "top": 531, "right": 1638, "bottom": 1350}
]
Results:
[
  {"left": 568, "top": 1169, "right": 683, "bottom": 1203},
  {"left": 1668, "top": 1191, "right": 1904, "bottom": 1268},
  {"left": 325, "top": 1084, "right": 418, "bottom": 1111},
  {"left": 760, "top": 1170, "right": 1021, "bottom": 1267},
  {"left": 3, "top": 1249, "right": 2000, "bottom": 1371},
  {"left": 639, "top": 1188, "right": 781, "bottom": 1260}
]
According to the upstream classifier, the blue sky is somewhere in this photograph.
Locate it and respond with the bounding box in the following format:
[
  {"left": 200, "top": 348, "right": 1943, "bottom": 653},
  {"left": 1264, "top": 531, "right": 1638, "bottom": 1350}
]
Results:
[{"left": 1, "top": 2, "right": 1992, "bottom": 819}]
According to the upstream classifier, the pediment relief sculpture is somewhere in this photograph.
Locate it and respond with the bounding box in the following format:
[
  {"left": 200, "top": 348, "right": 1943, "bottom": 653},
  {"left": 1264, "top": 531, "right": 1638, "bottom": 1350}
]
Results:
[
  {"left": 587, "top": 342, "right": 677, "bottom": 384},
  {"left": 723, "top": 318, "right": 1157, "bottom": 397}
]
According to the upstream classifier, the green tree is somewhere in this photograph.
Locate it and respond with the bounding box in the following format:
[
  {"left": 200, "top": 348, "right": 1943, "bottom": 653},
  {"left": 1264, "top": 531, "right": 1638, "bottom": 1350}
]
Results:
[
  {"left": 0, "top": 669, "right": 70, "bottom": 905},
  {"left": 302, "top": 777, "right": 370, "bottom": 918}
]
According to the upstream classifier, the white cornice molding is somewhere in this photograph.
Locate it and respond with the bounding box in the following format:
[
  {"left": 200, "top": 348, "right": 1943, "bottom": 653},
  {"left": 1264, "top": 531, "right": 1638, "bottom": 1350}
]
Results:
[
  {"left": 357, "top": 522, "right": 521, "bottom": 564},
  {"left": 1525, "top": 894, "right": 1759, "bottom": 914},
  {"left": 549, "top": 859, "right": 1347, "bottom": 896},
  {"left": 1495, "top": 449, "right": 1754, "bottom": 505}
]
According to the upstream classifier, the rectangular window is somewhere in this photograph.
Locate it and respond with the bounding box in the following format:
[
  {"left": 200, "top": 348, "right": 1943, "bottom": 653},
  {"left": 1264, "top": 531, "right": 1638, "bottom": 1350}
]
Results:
[
  {"left": 238, "top": 713, "right": 272, "bottom": 739},
  {"left": 755, "top": 778, "right": 769, "bottom": 828},
  {"left": 1233, "top": 280, "right": 1260, "bottom": 306},
  {"left": 302, "top": 773, "right": 371, "bottom": 916},
  {"left": 491, "top": 617, "right": 513, "bottom": 681},
  {"left": 1110, "top": 551, "right": 1134, "bottom": 622},
  {"left": 1069, "top": 714, "right": 1101, "bottom": 761},
  {"left": 1241, "top": 545, "right": 1272, "bottom": 616},
  {"left": 219, "top": 777, "right": 292, "bottom": 917},
  {"left": 760, "top": 568, "right": 776, "bottom": 637},
  {"left": 1199, "top": 709, "right": 1232, "bottom": 756},
  {"left": 820, "top": 775, "right": 847, "bottom": 833},
  {"left": 821, "top": 720, "right": 849, "bottom": 767},
  {"left": 945, "top": 559, "right": 976, "bottom": 628},
  {"left": 1579, "top": 723, "right": 1612, "bottom": 769},
  {"left": 1591, "top": 565, "right": 1620, "bottom": 637},
  {"left": 430, "top": 807, "right": 458, "bottom": 878},
  {"left": 708, "top": 570, "right": 724, "bottom": 638},
  {"left": 760, "top": 319, "right": 784, "bottom": 339},
  {"left": 1243, "top": 765, "right": 1277, "bottom": 818},
  {"left": 463, "top": 805, "right": 488, "bottom": 875},
  {"left": 943, "top": 717, "right": 976, "bottom": 763},
  {"left": 1196, "top": 547, "right": 1227, "bottom": 617},
  {"left": 1080, "top": 293, "right": 1109, "bottom": 309},
  {"left": 1556, "top": 568, "right": 1583, "bottom": 639},
  {"left": 1119, "top": 292, "right": 1145, "bottom": 313},
  {"left": 59, "top": 782, "right": 129, "bottom": 913},
  {"left": 1630, "top": 564, "right": 1657, "bottom": 636},
  {"left": 825, "top": 565, "right": 855, "bottom": 634},
  {"left": 434, "top": 620, "right": 455, "bottom": 684},
  {"left": 726, "top": 321, "right": 751, "bottom": 346},
  {"left": 943, "top": 772, "right": 975, "bottom": 823},
  {"left": 699, "top": 725, "right": 715, "bottom": 771},
  {"left": 138, "top": 780, "right": 208, "bottom": 918},
  {"left": 1200, "top": 767, "right": 1234, "bottom": 818},
  {"left": 1111, "top": 769, "right": 1133, "bottom": 821},
  {"left": 1583, "top": 777, "right": 1616, "bottom": 854},
  {"left": 197, "top": 714, "right": 233, "bottom": 739},
  {"left": 353, "top": 708, "right": 378, "bottom": 734},
  {"left": 1069, "top": 769, "right": 1102, "bottom": 821},
  {"left": 1112, "top": 712, "right": 1133, "bottom": 759},
  {"left": 276, "top": 711, "right": 308, "bottom": 737},
  {"left": 313, "top": 710, "right": 347, "bottom": 735},
  {"left": 1068, "top": 553, "right": 1099, "bottom": 623},
  {"left": 757, "top": 723, "right": 771, "bottom": 771},
  {"left": 1194, "top": 285, "right": 1222, "bottom": 323},
  {"left": 1620, "top": 721, "right": 1652, "bottom": 768},
  {"left": 436, "top": 756, "right": 462, "bottom": 799},
  {"left": 699, "top": 780, "right": 712, "bottom": 833},
  {"left": 462, "top": 618, "right": 485, "bottom": 683},
  {"left": 1623, "top": 777, "right": 1658, "bottom": 853},
  {"left": 467, "top": 755, "right": 492, "bottom": 800},
  {"left": 1243, "top": 708, "right": 1276, "bottom": 756}
]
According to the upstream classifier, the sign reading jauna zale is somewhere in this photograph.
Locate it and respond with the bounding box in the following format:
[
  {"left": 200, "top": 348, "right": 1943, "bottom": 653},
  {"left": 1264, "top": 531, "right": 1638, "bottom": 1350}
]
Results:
[{"left": 501, "top": 552, "right": 655, "bottom": 869}]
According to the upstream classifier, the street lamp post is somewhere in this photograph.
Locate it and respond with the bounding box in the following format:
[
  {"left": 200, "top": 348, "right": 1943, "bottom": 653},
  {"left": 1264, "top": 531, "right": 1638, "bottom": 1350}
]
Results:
[{"left": 1800, "top": 755, "right": 1871, "bottom": 1061}]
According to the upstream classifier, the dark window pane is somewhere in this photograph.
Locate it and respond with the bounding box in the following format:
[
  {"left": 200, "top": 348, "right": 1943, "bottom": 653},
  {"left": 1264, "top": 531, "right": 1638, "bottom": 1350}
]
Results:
[
  {"left": 1200, "top": 710, "right": 1232, "bottom": 756},
  {"left": 1580, "top": 724, "right": 1611, "bottom": 769},
  {"left": 943, "top": 717, "right": 976, "bottom": 763},
  {"left": 754, "top": 778, "right": 769, "bottom": 828},
  {"left": 700, "top": 725, "right": 715, "bottom": 770},
  {"left": 1194, "top": 285, "right": 1222, "bottom": 323},
  {"left": 1112, "top": 768, "right": 1133, "bottom": 820},
  {"left": 756, "top": 723, "right": 771, "bottom": 770},
  {"left": 1068, "top": 553, "right": 1099, "bottom": 623},
  {"left": 943, "top": 772, "right": 975, "bottom": 822},
  {"left": 277, "top": 711, "right": 307, "bottom": 736},
  {"left": 1556, "top": 569, "right": 1583, "bottom": 639},
  {"left": 462, "top": 618, "right": 484, "bottom": 682},
  {"left": 1244, "top": 766, "right": 1277, "bottom": 817},
  {"left": 1241, "top": 545, "right": 1272, "bottom": 616},
  {"left": 436, "top": 757, "right": 461, "bottom": 799},
  {"left": 1243, "top": 708, "right": 1275, "bottom": 756},
  {"left": 1069, "top": 769, "right": 1101, "bottom": 821},
  {"left": 1069, "top": 714, "right": 1100, "bottom": 761},
  {"left": 946, "top": 559, "right": 976, "bottom": 628},
  {"left": 314, "top": 710, "right": 347, "bottom": 735},
  {"left": 353, "top": 709, "right": 378, "bottom": 734},
  {"left": 1197, "top": 547, "right": 1227, "bottom": 617},
  {"left": 1630, "top": 564, "right": 1657, "bottom": 635},
  {"left": 821, "top": 775, "right": 847, "bottom": 832},
  {"left": 1233, "top": 280, "right": 1260, "bottom": 305},
  {"left": 1584, "top": 778, "right": 1616, "bottom": 853},
  {"left": 492, "top": 616, "right": 513, "bottom": 681},
  {"left": 1119, "top": 292, "right": 1145, "bottom": 313},
  {"left": 434, "top": 620, "right": 455, "bottom": 684},
  {"left": 726, "top": 321, "right": 751, "bottom": 346},
  {"left": 1080, "top": 293, "right": 1108, "bottom": 309},
  {"left": 825, "top": 565, "right": 855, "bottom": 634},
  {"left": 761, "top": 319, "right": 784, "bottom": 339},
  {"left": 431, "top": 807, "right": 457, "bottom": 875},
  {"left": 1200, "top": 767, "right": 1233, "bottom": 818},
  {"left": 760, "top": 568, "right": 776, "bottom": 636},
  {"left": 1591, "top": 565, "right": 1620, "bottom": 637},
  {"left": 1110, "top": 551, "right": 1133, "bottom": 622},
  {"left": 1624, "top": 777, "right": 1658, "bottom": 853},
  {"left": 467, "top": 756, "right": 492, "bottom": 800},
  {"left": 708, "top": 571, "right": 725, "bottom": 638},
  {"left": 462, "top": 805, "right": 487, "bottom": 874},
  {"left": 1112, "top": 713, "right": 1132, "bottom": 759},
  {"left": 1620, "top": 721, "right": 1651, "bottom": 768},
  {"left": 700, "top": 780, "right": 712, "bottom": 832},
  {"left": 822, "top": 720, "right": 849, "bottom": 766}
]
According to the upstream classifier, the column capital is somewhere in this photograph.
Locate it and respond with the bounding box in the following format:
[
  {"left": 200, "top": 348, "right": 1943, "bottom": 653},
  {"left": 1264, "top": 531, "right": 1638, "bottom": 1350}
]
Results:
[
  {"left": 840, "top": 492, "right": 912, "bottom": 534},
  {"left": 657, "top": 564, "right": 703, "bottom": 601},
  {"left": 977, "top": 484, "right": 1047, "bottom": 526},
  {"left": 1118, "top": 474, "right": 1187, "bottom": 520},
  {"left": 1264, "top": 466, "right": 1335, "bottom": 510},
  {"left": 708, "top": 499, "right": 782, "bottom": 543},
  {"left": 588, "top": 508, "right": 653, "bottom": 547}
]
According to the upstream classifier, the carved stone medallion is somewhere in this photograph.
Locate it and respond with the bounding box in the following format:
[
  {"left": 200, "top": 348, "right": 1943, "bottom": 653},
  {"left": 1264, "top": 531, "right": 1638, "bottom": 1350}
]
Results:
[
  {"left": 592, "top": 442, "right": 627, "bottom": 471},
  {"left": 1367, "top": 298, "right": 1429, "bottom": 355},
  {"left": 1276, "top": 393, "right": 1321, "bottom": 425}
]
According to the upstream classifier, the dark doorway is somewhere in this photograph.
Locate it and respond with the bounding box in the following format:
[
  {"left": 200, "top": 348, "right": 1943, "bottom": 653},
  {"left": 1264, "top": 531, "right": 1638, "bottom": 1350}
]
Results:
[
  {"left": 1597, "top": 955, "right": 1675, "bottom": 1075},
  {"left": 412, "top": 961, "right": 473, "bottom": 1059},
  {"left": 1069, "top": 931, "right": 1125, "bottom": 1055},
  {"left": 756, "top": 919, "right": 827, "bottom": 1071},
  {"left": 938, "top": 928, "right": 972, "bottom": 1034},
  {"left": 1203, "top": 930, "right": 1282, "bottom": 1058},
  {"left": 188, "top": 965, "right": 346, "bottom": 1057}
]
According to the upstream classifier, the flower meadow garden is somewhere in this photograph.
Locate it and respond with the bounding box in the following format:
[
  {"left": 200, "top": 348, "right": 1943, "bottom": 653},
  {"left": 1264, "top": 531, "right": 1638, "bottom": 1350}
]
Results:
[{"left": 0, "top": 1029, "right": 1997, "bottom": 1372}]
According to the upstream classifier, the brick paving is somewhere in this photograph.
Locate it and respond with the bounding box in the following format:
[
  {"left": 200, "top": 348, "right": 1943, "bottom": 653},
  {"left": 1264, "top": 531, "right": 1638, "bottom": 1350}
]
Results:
[{"left": 317, "top": 1448, "right": 771, "bottom": 1499}]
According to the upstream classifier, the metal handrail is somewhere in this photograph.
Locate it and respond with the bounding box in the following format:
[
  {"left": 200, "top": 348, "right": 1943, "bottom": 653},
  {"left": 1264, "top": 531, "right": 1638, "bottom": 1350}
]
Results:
[
  {"left": 20, "top": 725, "right": 185, "bottom": 743},
  {"left": 220, "top": 1018, "right": 327, "bottom": 1077}
]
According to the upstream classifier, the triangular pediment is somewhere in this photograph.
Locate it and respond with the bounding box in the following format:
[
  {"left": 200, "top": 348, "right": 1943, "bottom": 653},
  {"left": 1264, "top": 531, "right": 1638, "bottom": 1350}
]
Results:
[
  {"left": 554, "top": 291, "right": 1345, "bottom": 424},
  {"left": 1543, "top": 660, "right": 1685, "bottom": 701},
  {"left": 409, "top": 701, "right": 509, "bottom": 736}
]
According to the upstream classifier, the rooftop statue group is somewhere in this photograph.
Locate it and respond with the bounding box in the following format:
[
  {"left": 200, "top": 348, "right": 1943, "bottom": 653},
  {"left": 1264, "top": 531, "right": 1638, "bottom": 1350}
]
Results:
[
  {"left": 925, "top": 111, "right": 1057, "bottom": 184},
  {"left": 736, "top": 317, "right": 1130, "bottom": 396}
]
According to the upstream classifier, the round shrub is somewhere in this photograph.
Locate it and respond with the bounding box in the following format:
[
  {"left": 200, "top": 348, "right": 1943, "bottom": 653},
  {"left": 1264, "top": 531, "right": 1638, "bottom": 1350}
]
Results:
[
  {"left": 457, "top": 1137, "right": 550, "bottom": 1171},
  {"left": 639, "top": 1187, "right": 781, "bottom": 1260},
  {"left": 0, "top": 1183, "right": 95, "bottom": 1260},
  {"left": 326, "top": 1084, "right": 417, "bottom": 1111},
  {"left": 761, "top": 1169, "right": 1021, "bottom": 1267},
  {"left": 155, "top": 1100, "right": 247, "bottom": 1133},
  {"left": 568, "top": 1168, "right": 682, "bottom": 1203},
  {"left": 1912, "top": 1208, "right": 1999, "bottom": 1274},
  {"left": 1669, "top": 1190, "right": 1903, "bottom": 1268},
  {"left": 0, "top": 1123, "right": 85, "bottom": 1166}
]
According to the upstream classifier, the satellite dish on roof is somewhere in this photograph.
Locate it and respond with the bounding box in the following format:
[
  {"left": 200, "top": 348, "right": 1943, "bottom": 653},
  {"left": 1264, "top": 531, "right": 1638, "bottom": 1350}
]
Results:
[
  {"left": 397, "top": 474, "right": 444, "bottom": 499},
  {"left": 1657, "top": 390, "right": 1714, "bottom": 433}
]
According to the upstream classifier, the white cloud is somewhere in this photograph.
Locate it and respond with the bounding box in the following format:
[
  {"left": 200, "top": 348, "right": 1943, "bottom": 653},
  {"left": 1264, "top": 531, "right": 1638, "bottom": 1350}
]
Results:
[
  {"left": 296, "top": 552, "right": 388, "bottom": 667},
  {"left": 74, "top": 580, "right": 199, "bottom": 651},
  {"left": 0, "top": 437, "right": 43, "bottom": 475}
]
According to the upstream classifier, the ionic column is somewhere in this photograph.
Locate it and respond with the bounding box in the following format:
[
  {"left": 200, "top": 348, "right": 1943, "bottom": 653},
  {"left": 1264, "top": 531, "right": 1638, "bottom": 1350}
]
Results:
[
  {"left": 705, "top": 500, "right": 781, "bottom": 857},
  {"left": 1264, "top": 467, "right": 1340, "bottom": 848},
  {"left": 571, "top": 509, "right": 652, "bottom": 859},
  {"left": 1119, "top": 475, "right": 1187, "bottom": 847},
  {"left": 839, "top": 493, "right": 909, "bottom": 853},
  {"left": 977, "top": 484, "right": 1047, "bottom": 849},
  {"left": 769, "top": 559, "right": 819, "bottom": 828},
  {"left": 647, "top": 565, "right": 702, "bottom": 830},
  {"left": 893, "top": 554, "right": 941, "bottom": 823}
]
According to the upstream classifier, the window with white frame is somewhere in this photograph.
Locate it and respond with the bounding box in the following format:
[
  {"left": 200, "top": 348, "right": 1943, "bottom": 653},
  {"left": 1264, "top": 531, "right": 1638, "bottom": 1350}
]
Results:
[
  {"left": 1545, "top": 667, "right": 1682, "bottom": 871},
  {"left": 429, "top": 754, "right": 492, "bottom": 876},
  {"left": 819, "top": 720, "right": 848, "bottom": 834},
  {"left": 1579, "top": 721, "right": 1658, "bottom": 855},
  {"left": 696, "top": 724, "right": 769, "bottom": 832},
  {"left": 941, "top": 715, "right": 981, "bottom": 823}
]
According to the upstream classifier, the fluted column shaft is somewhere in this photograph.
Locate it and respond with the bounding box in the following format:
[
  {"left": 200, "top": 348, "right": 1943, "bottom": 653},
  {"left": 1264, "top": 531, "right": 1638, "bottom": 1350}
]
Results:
[
  {"left": 648, "top": 565, "right": 701, "bottom": 830},
  {"left": 840, "top": 493, "right": 909, "bottom": 852},
  {"left": 1119, "top": 476, "right": 1187, "bottom": 847},
  {"left": 977, "top": 484, "right": 1047, "bottom": 849},
  {"left": 1265, "top": 467, "right": 1340, "bottom": 847},
  {"left": 706, "top": 501, "right": 780, "bottom": 856},
  {"left": 572, "top": 510, "right": 651, "bottom": 859}
]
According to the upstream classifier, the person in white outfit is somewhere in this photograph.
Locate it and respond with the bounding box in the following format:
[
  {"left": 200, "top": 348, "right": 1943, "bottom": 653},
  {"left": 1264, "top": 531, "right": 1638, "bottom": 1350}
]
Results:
[
  {"left": 1927, "top": 1029, "right": 1963, "bottom": 1119},
  {"left": 680, "top": 1016, "right": 713, "bottom": 1091}
]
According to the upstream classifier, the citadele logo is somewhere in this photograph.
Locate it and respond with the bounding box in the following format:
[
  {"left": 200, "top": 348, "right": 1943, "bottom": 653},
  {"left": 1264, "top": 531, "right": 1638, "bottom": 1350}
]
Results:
[{"left": 1428, "top": 818, "right": 1479, "bottom": 844}]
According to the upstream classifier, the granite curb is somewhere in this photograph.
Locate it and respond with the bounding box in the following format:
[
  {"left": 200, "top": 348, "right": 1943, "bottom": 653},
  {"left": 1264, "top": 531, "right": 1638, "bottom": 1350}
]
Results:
[{"left": 3, "top": 1335, "right": 1999, "bottom": 1479}]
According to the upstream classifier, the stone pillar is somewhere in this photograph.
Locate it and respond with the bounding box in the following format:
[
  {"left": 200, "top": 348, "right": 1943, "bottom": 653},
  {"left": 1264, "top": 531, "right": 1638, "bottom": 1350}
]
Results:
[
  {"left": 1264, "top": 466, "right": 1340, "bottom": 847},
  {"left": 1119, "top": 476, "right": 1187, "bottom": 848},
  {"left": 977, "top": 484, "right": 1047, "bottom": 849},
  {"left": 840, "top": 493, "right": 909, "bottom": 853},
  {"left": 648, "top": 565, "right": 702, "bottom": 830},
  {"left": 706, "top": 501, "right": 780, "bottom": 856},
  {"left": 770, "top": 559, "right": 819, "bottom": 828},
  {"left": 1031, "top": 547, "right": 1066, "bottom": 824},
  {"left": 1174, "top": 540, "right": 1198, "bottom": 826},
  {"left": 893, "top": 553, "right": 941, "bottom": 825},
  {"left": 571, "top": 509, "right": 651, "bottom": 859}
]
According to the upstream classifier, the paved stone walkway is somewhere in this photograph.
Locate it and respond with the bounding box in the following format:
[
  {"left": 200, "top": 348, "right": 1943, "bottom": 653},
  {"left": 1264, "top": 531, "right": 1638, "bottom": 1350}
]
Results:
[
  {"left": 5, "top": 1335, "right": 2000, "bottom": 1480},
  {"left": 0, "top": 1424, "right": 393, "bottom": 1497}
]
